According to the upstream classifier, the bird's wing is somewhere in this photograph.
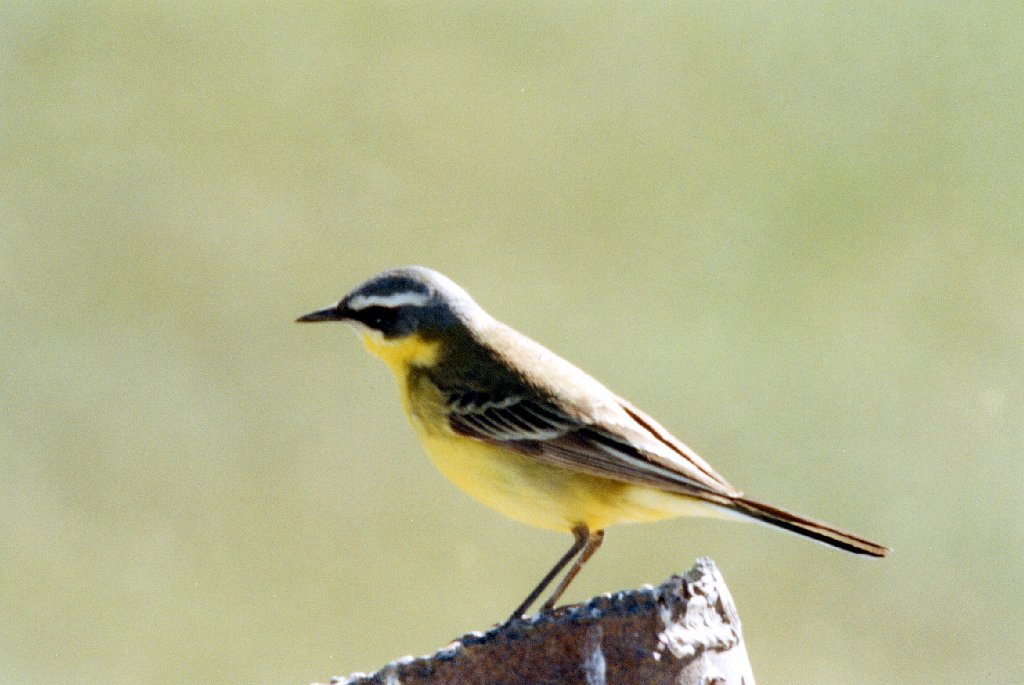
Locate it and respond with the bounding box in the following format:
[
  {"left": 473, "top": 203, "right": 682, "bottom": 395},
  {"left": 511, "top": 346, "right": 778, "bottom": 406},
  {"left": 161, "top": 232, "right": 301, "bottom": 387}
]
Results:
[
  {"left": 603, "top": 397, "right": 739, "bottom": 495},
  {"left": 445, "top": 389, "right": 740, "bottom": 498}
]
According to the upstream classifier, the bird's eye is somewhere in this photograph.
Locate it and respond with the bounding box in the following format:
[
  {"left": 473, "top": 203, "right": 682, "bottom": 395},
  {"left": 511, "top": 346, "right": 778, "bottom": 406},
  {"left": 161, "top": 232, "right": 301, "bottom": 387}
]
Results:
[{"left": 360, "top": 306, "right": 395, "bottom": 330}]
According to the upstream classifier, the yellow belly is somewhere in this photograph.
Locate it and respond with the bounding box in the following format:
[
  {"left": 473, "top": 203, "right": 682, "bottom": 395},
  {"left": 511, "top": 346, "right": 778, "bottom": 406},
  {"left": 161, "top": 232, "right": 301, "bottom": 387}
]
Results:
[{"left": 417, "top": 427, "right": 732, "bottom": 532}]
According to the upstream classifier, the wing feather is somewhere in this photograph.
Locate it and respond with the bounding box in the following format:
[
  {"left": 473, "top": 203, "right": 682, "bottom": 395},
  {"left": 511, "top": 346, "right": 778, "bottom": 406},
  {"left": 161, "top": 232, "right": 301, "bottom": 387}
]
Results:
[{"left": 445, "top": 389, "right": 739, "bottom": 498}]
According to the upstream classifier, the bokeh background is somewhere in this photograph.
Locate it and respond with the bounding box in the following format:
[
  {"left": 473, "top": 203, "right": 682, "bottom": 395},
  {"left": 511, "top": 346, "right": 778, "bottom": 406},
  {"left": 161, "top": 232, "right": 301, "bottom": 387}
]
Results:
[{"left": 3, "top": 3, "right": 1022, "bottom": 684}]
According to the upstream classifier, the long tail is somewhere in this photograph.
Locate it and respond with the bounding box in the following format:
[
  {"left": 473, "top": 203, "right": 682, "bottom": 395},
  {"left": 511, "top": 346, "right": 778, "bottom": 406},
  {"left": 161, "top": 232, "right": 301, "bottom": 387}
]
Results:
[{"left": 730, "top": 496, "right": 888, "bottom": 557}]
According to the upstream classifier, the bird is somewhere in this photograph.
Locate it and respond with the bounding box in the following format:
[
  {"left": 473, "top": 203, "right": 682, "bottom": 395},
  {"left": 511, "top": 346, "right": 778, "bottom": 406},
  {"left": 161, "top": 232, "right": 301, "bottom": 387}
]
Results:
[{"left": 297, "top": 266, "right": 887, "bottom": 621}]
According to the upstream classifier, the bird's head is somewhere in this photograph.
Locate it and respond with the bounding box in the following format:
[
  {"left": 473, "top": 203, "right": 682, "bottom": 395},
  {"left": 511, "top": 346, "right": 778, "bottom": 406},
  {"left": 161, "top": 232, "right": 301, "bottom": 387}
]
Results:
[{"left": 297, "top": 266, "right": 488, "bottom": 369}]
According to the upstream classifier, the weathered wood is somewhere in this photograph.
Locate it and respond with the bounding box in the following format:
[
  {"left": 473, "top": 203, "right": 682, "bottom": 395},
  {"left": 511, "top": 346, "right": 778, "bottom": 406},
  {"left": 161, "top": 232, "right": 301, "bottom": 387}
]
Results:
[{"left": 327, "top": 558, "right": 754, "bottom": 685}]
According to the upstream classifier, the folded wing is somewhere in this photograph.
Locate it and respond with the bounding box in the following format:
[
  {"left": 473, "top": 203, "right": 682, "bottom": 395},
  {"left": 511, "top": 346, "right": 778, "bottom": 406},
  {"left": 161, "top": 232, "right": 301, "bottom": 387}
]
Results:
[{"left": 445, "top": 389, "right": 741, "bottom": 499}]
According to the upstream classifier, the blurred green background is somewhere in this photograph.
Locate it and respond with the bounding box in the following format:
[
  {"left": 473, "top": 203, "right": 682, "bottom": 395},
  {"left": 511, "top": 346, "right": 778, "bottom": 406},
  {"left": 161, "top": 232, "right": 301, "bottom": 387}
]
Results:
[{"left": 2, "top": 3, "right": 1022, "bottom": 684}]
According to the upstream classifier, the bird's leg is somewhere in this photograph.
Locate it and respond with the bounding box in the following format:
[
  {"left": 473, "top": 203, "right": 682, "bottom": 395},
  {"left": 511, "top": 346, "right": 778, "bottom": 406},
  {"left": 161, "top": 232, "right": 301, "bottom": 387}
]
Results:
[
  {"left": 539, "top": 528, "right": 604, "bottom": 613},
  {"left": 507, "top": 525, "right": 589, "bottom": 622}
]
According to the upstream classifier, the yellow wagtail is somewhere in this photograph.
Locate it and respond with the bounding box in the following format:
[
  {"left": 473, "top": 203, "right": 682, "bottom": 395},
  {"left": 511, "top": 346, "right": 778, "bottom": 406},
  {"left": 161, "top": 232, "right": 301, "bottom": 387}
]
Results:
[{"left": 298, "top": 266, "right": 887, "bottom": 620}]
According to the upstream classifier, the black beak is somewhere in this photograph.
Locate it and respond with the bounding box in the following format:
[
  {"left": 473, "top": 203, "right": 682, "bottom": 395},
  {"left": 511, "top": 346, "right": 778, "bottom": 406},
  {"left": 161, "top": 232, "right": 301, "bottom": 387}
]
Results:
[{"left": 296, "top": 303, "right": 347, "bottom": 323}]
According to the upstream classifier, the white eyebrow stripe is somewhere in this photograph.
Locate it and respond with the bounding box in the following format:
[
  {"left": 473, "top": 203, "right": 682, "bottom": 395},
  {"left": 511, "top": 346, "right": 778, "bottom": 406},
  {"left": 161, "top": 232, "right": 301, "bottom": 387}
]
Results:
[{"left": 347, "top": 291, "right": 430, "bottom": 310}]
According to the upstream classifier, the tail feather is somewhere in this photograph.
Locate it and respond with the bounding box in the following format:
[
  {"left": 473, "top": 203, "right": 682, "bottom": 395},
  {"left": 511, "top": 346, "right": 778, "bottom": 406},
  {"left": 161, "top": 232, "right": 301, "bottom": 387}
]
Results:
[{"left": 731, "top": 497, "right": 888, "bottom": 557}]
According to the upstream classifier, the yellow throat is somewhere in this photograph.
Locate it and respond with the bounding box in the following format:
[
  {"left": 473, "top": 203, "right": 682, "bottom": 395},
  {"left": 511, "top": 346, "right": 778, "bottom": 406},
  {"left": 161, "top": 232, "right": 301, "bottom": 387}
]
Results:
[{"left": 358, "top": 331, "right": 441, "bottom": 375}]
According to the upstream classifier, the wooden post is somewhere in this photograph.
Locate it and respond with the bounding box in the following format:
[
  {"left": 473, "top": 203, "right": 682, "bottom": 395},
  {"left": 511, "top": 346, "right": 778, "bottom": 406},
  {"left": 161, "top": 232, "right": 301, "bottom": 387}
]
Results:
[{"left": 327, "top": 558, "right": 754, "bottom": 685}]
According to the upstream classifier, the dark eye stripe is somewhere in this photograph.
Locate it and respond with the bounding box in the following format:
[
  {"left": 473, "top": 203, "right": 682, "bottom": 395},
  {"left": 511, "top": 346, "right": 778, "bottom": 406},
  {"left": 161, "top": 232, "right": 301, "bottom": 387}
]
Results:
[{"left": 351, "top": 306, "right": 398, "bottom": 330}]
